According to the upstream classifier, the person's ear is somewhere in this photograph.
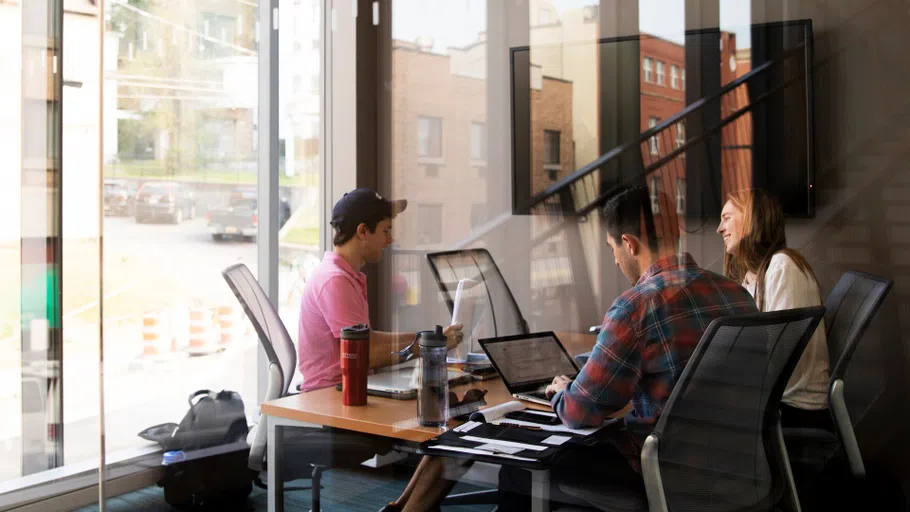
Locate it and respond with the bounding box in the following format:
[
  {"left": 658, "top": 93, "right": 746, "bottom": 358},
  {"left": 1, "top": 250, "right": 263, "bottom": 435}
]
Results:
[
  {"left": 621, "top": 234, "right": 640, "bottom": 256},
  {"left": 356, "top": 223, "right": 368, "bottom": 239}
]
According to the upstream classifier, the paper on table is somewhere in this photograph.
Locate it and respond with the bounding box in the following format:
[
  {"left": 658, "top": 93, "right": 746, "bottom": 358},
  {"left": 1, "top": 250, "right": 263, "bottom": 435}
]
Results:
[
  {"left": 541, "top": 435, "right": 572, "bottom": 446},
  {"left": 475, "top": 443, "right": 524, "bottom": 455},
  {"left": 461, "top": 435, "right": 548, "bottom": 452},
  {"left": 521, "top": 409, "right": 558, "bottom": 418},
  {"left": 469, "top": 400, "right": 525, "bottom": 423},
  {"left": 448, "top": 278, "right": 491, "bottom": 363},
  {"left": 492, "top": 417, "right": 615, "bottom": 437},
  {"left": 429, "top": 444, "right": 538, "bottom": 462}
]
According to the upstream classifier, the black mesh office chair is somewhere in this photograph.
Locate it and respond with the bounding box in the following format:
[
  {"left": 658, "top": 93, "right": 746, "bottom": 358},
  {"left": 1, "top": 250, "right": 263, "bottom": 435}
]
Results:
[
  {"left": 559, "top": 307, "right": 825, "bottom": 512},
  {"left": 427, "top": 248, "right": 530, "bottom": 339},
  {"left": 222, "top": 263, "right": 386, "bottom": 511},
  {"left": 784, "top": 270, "right": 893, "bottom": 479}
]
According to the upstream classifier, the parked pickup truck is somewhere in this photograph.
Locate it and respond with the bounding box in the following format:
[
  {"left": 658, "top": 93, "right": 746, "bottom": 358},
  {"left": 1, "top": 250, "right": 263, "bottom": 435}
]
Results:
[
  {"left": 207, "top": 188, "right": 292, "bottom": 242},
  {"left": 207, "top": 189, "right": 258, "bottom": 242}
]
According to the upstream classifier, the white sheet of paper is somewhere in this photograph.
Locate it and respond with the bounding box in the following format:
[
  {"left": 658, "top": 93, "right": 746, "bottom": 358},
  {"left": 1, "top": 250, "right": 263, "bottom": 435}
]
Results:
[
  {"left": 453, "top": 421, "right": 482, "bottom": 433},
  {"left": 475, "top": 443, "right": 524, "bottom": 455},
  {"left": 460, "top": 435, "right": 548, "bottom": 452},
  {"left": 473, "top": 400, "right": 525, "bottom": 422},
  {"left": 492, "top": 417, "right": 613, "bottom": 437},
  {"left": 429, "top": 444, "right": 538, "bottom": 462},
  {"left": 541, "top": 435, "right": 572, "bottom": 446},
  {"left": 522, "top": 410, "right": 558, "bottom": 418}
]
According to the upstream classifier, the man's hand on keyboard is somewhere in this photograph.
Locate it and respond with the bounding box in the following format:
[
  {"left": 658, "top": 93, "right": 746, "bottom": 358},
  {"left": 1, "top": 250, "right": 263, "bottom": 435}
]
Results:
[{"left": 545, "top": 375, "right": 572, "bottom": 399}]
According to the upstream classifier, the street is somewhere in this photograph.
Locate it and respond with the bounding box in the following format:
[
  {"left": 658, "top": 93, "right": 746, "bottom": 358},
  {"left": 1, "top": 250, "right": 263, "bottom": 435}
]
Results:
[{"left": 0, "top": 215, "right": 316, "bottom": 481}]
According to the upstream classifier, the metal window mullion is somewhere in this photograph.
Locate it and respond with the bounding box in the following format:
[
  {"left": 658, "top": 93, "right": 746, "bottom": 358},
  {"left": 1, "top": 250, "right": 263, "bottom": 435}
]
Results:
[{"left": 257, "top": 0, "right": 280, "bottom": 406}]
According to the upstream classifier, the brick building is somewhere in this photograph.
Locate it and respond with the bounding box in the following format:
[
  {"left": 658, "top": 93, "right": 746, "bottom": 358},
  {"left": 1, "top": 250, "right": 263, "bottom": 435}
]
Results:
[{"left": 389, "top": 40, "right": 575, "bottom": 250}]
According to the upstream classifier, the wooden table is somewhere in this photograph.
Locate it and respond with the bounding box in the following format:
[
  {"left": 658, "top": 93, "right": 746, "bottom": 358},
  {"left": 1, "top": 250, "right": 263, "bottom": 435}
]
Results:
[{"left": 261, "top": 332, "right": 597, "bottom": 512}]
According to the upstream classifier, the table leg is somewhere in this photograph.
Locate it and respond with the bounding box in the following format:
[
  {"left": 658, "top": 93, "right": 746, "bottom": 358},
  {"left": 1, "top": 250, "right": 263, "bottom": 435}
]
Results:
[
  {"left": 531, "top": 469, "right": 550, "bottom": 512},
  {"left": 267, "top": 416, "right": 284, "bottom": 512}
]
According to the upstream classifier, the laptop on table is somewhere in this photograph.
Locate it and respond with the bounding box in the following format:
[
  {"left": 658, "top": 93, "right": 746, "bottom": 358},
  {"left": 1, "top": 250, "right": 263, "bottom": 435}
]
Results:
[
  {"left": 479, "top": 331, "right": 580, "bottom": 406},
  {"left": 335, "top": 366, "right": 472, "bottom": 400}
]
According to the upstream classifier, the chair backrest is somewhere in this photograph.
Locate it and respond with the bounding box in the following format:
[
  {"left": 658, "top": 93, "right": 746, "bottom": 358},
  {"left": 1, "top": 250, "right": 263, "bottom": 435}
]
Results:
[
  {"left": 824, "top": 270, "right": 892, "bottom": 382},
  {"left": 426, "top": 249, "right": 530, "bottom": 339},
  {"left": 648, "top": 307, "right": 825, "bottom": 512},
  {"left": 222, "top": 263, "right": 297, "bottom": 396}
]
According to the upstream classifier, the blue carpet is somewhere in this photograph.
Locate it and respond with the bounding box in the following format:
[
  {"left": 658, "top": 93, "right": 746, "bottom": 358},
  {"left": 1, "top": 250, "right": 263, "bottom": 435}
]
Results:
[{"left": 75, "top": 466, "right": 495, "bottom": 512}]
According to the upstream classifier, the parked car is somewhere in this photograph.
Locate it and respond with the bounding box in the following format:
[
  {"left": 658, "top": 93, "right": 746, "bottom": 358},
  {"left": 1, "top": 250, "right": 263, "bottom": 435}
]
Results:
[
  {"left": 103, "top": 179, "right": 138, "bottom": 216},
  {"left": 207, "top": 188, "right": 291, "bottom": 242},
  {"left": 135, "top": 181, "right": 196, "bottom": 224},
  {"left": 207, "top": 188, "right": 258, "bottom": 241}
]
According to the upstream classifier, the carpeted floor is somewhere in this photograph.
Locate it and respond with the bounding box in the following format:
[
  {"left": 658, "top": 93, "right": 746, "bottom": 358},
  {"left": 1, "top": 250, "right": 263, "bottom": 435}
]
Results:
[{"left": 75, "top": 465, "right": 495, "bottom": 512}]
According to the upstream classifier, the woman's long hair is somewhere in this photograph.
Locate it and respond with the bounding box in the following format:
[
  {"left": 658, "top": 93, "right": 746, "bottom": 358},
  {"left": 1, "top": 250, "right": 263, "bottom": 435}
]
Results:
[{"left": 722, "top": 189, "right": 820, "bottom": 310}]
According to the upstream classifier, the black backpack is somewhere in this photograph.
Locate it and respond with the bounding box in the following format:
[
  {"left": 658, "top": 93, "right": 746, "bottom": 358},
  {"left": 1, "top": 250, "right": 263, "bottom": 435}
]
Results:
[{"left": 139, "top": 390, "right": 254, "bottom": 509}]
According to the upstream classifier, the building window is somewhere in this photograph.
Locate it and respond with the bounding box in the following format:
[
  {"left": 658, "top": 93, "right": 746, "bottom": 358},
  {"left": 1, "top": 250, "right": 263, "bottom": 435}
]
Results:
[
  {"left": 544, "top": 130, "right": 561, "bottom": 166},
  {"left": 681, "top": 68, "right": 686, "bottom": 91},
  {"left": 471, "top": 203, "right": 486, "bottom": 229},
  {"left": 675, "top": 121, "right": 685, "bottom": 149},
  {"left": 648, "top": 117, "right": 660, "bottom": 156},
  {"left": 470, "top": 122, "right": 486, "bottom": 161},
  {"left": 539, "top": 8, "right": 553, "bottom": 25},
  {"left": 656, "top": 61, "right": 665, "bottom": 85},
  {"left": 671, "top": 65, "right": 679, "bottom": 89},
  {"left": 643, "top": 57, "right": 653, "bottom": 83},
  {"left": 417, "top": 204, "right": 443, "bottom": 245},
  {"left": 650, "top": 176, "right": 661, "bottom": 214},
  {"left": 676, "top": 178, "right": 686, "bottom": 214},
  {"left": 418, "top": 116, "right": 442, "bottom": 158}
]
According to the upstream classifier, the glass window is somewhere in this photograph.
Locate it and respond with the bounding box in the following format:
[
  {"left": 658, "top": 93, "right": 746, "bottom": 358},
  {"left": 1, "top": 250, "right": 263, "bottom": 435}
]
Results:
[
  {"left": 676, "top": 177, "right": 686, "bottom": 214},
  {"left": 650, "top": 176, "right": 661, "bottom": 214},
  {"left": 675, "top": 121, "right": 685, "bottom": 148},
  {"left": 671, "top": 64, "right": 679, "bottom": 89},
  {"left": 103, "top": 0, "right": 262, "bottom": 469},
  {"left": 544, "top": 129, "right": 561, "bottom": 165},
  {"left": 417, "top": 116, "right": 442, "bottom": 158},
  {"left": 656, "top": 60, "right": 665, "bottom": 85},
  {"left": 648, "top": 117, "right": 660, "bottom": 155},
  {"left": 643, "top": 56, "right": 653, "bottom": 83},
  {"left": 278, "top": 0, "right": 323, "bottom": 367},
  {"left": 470, "top": 122, "right": 486, "bottom": 161},
  {"left": 417, "top": 204, "right": 442, "bottom": 245}
]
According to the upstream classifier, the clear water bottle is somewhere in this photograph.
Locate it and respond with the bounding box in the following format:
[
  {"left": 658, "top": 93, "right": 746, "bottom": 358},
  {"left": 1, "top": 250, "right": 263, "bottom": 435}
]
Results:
[{"left": 417, "top": 325, "right": 449, "bottom": 427}]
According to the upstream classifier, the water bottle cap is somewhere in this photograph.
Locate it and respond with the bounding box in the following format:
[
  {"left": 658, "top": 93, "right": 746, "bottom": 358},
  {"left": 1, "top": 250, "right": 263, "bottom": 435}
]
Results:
[
  {"left": 162, "top": 450, "right": 186, "bottom": 465},
  {"left": 341, "top": 324, "right": 370, "bottom": 340},
  {"left": 418, "top": 325, "right": 447, "bottom": 348}
]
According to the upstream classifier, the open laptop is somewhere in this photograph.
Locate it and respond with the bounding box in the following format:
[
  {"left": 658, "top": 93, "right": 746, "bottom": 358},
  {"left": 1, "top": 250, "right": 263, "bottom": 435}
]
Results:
[
  {"left": 479, "top": 331, "right": 580, "bottom": 406},
  {"left": 335, "top": 366, "right": 472, "bottom": 400}
]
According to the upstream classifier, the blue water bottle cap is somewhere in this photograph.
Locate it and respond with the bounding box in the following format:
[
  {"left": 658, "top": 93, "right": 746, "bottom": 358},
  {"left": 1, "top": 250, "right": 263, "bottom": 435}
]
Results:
[{"left": 162, "top": 450, "right": 186, "bottom": 465}]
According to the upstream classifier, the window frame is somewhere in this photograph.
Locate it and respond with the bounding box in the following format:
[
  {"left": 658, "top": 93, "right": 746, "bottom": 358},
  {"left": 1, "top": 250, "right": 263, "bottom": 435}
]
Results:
[
  {"left": 417, "top": 115, "right": 443, "bottom": 160},
  {"left": 656, "top": 60, "right": 665, "bottom": 86},
  {"left": 648, "top": 117, "right": 660, "bottom": 156},
  {"left": 643, "top": 57, "right": 653, "bottom": 83}
]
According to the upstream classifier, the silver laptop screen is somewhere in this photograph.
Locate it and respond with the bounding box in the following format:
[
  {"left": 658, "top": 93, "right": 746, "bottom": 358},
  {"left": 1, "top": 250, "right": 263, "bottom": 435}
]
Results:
[{"left": 484, "top": 334, "right": 577, "bottom": 387}]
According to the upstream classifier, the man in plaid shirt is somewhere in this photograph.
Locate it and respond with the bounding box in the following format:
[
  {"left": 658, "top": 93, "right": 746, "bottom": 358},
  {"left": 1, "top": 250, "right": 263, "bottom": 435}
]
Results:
[{"left": 499, "top": 185, "right": 756, "bottom": 511}]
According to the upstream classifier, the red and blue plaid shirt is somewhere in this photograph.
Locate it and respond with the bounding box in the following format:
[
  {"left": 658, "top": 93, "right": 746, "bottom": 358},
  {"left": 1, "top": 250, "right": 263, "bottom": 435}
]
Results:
[{"left": 552, "top": 253, "right": 757, "bottom": 465}]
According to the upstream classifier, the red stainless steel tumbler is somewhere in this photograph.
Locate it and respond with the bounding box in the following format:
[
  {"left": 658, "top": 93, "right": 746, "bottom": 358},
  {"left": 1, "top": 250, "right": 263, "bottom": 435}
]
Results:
[{"left": 340, "top": 324, "right": 371, "bottom": 406}]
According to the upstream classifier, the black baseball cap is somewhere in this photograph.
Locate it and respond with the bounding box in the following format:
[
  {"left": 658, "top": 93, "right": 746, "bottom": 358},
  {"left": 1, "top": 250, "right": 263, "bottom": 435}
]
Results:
[{"left": 330, "top": 188, "right": 407, "bottom": 234}]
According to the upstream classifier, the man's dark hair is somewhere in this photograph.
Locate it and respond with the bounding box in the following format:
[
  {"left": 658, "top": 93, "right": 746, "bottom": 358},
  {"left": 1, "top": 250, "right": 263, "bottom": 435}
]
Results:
[
  {"left": 600, "top": 185, "right": 659, "bottom": 253},
  {"left": 332, "top": 217, "right": 385, "bottom": 246}
]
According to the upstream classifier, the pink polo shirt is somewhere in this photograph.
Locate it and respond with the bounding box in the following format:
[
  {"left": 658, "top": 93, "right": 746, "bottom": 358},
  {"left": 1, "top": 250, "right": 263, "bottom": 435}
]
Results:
[{"left": 298, "top": 251, "right": 370, "bottom": 392}]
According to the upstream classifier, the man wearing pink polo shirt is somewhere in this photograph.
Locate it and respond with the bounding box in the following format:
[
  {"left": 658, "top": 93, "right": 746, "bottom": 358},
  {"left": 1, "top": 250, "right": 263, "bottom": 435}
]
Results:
[{"left": 298, "top": 188, "right": 462, "bottom": 392}]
